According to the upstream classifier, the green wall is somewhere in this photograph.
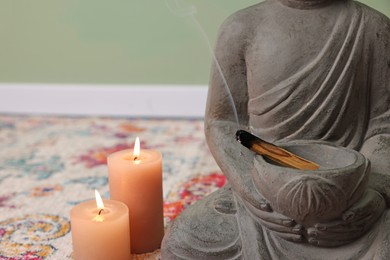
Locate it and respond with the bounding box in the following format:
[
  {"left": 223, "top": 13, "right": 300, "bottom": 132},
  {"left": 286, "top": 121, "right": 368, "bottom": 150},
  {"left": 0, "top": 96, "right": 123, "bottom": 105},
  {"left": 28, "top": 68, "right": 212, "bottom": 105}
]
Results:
[{"left": 0, "top": 0, "right": 388, "bottom": 85}]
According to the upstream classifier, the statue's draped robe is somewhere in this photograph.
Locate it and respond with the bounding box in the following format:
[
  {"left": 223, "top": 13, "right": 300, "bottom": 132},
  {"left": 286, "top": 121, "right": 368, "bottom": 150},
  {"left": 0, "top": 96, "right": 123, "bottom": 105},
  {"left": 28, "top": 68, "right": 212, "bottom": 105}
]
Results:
[
  {"left": 248, "top": 2, "right": 389, "bottom": 150},
  {"left": 163, "top": 1, "right": 390, "bottom": 259}
]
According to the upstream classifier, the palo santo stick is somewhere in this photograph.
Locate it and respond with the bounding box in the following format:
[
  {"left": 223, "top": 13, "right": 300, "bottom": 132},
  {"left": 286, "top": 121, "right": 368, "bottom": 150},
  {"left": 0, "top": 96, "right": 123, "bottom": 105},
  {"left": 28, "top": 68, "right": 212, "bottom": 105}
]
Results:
[{"left": 236, "top": 130, "right": 320, "bottom": 170}]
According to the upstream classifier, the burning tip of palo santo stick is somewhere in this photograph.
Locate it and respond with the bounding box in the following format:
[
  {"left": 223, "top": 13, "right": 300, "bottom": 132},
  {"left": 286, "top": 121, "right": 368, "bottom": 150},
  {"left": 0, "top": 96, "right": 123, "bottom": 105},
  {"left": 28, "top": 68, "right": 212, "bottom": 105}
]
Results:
[{"left": 236, "top": 130, "right": 320, "bottom": 171}]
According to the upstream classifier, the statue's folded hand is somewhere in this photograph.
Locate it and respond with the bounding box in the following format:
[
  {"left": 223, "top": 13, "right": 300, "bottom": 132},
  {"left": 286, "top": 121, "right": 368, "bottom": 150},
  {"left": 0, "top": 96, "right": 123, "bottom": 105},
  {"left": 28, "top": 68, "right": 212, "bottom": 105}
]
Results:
[
  {"left": 307, "top": 188, "right": 386, "bottom": 247},
  {"left": 369, "top": 171, "right": 390, "bottom": 207},
  {"left": 241, "top": 196, "right": 304, "bottom": 243}
]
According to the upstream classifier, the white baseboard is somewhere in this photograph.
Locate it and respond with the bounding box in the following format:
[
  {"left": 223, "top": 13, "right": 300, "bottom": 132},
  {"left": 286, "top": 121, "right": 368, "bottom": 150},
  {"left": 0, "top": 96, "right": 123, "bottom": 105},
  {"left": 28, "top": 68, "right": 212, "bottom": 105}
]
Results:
[{"left": 0, "top": 84, "right": 208, "bottom": 118}]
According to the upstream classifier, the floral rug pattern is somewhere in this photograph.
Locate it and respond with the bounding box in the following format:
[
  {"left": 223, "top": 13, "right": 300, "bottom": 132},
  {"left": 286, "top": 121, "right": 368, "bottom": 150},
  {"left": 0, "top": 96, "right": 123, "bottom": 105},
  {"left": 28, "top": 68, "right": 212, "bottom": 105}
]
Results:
[{"left": 0, "top": 115, "right": 224, "bottom": 259}]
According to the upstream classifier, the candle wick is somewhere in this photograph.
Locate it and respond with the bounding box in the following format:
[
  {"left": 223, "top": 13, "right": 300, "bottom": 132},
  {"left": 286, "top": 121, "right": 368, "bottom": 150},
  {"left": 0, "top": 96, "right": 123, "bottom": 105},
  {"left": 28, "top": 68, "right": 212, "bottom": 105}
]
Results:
[
  {"left": 134, "top": 156, "right": 138, "bottom": 161},
  {"left": 98, "top": 209, "right": 104, "bottom": 215}
]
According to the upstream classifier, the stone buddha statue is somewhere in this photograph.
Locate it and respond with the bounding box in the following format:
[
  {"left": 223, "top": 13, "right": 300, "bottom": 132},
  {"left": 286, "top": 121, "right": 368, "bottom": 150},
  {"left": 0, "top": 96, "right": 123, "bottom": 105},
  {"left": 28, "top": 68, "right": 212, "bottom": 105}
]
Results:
[{"left": 162, "top": 0, "right": 390, "bottom": 259}]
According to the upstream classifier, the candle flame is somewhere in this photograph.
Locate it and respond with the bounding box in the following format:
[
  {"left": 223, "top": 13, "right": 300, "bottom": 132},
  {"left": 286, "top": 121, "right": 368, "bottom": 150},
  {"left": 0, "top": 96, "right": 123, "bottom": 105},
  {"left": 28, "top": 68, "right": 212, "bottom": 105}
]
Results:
[
  {"left": 95, "top": 190, "right": 104, "bottom": 210},
  {"left": 133, "top": 137, "right": 141, "bottom": 161}
]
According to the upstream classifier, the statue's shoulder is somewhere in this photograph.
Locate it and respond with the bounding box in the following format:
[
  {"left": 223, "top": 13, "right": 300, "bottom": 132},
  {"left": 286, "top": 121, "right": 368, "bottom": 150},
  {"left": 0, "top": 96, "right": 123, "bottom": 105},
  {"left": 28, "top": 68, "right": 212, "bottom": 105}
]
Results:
[
  {"left": 353, "top": 1, "right": 390, "bottom": 31},
  {"left": 217, "top": 2, "right": 267, "bottom": 40},
  {"left": 224, "top": 2, "right": 268, "bottom": 25}
]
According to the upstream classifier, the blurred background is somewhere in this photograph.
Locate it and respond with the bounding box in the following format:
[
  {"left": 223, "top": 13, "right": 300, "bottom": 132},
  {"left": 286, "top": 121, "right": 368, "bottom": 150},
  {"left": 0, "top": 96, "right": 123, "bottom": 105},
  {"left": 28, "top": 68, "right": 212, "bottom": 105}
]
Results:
[
  {"left": 0, "top": 0, "right": 388, "bottom": 116},
  {"left": 1, "top": 0, "right": 388, "bottom": 85}
]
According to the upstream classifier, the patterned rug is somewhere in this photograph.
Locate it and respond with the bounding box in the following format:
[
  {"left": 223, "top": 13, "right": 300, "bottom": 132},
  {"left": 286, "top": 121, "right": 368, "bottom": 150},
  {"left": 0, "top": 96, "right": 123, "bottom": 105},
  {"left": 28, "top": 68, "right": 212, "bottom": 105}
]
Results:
[{"left": 0, "top": 114, "right": 225, "bottom": 259}]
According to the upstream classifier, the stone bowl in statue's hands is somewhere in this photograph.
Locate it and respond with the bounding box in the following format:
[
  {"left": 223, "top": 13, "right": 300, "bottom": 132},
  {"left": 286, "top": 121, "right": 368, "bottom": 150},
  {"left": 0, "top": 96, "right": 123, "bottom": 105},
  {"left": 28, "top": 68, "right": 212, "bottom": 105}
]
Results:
[{"left": 251, "top": 140, "right": 370, "bottom": 226}]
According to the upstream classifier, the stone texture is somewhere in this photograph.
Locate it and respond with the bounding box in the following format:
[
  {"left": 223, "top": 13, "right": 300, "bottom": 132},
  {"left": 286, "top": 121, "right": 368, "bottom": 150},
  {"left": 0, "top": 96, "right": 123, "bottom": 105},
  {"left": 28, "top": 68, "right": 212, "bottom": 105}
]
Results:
[{"left": 161, "top": 0, "right": 390, "bottom": 259}]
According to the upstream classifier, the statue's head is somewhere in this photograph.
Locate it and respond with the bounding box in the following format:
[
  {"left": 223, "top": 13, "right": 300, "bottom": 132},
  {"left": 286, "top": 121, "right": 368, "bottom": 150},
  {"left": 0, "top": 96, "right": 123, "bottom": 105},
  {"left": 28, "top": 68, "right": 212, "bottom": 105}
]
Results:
[{"left": 252, "top": 141, "right": 370, "bottom": 226}]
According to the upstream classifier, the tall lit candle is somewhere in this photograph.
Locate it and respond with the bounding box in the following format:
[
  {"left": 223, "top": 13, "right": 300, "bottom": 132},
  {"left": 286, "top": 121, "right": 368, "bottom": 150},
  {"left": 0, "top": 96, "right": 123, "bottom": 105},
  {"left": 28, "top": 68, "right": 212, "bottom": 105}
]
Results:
[
  {"left": 108, "top": 137, "right": 164, "bottom": 254},
  {"left": 70, "top": 190, "right": 131, "bottom": 260}
]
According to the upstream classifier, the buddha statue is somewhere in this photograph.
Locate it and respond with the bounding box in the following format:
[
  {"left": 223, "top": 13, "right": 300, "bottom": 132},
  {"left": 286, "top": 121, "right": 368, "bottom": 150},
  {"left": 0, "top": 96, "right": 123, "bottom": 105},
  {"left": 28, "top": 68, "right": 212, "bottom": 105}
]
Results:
[{"left": 161, "top": 0, "right": 390, "bottom": 259}]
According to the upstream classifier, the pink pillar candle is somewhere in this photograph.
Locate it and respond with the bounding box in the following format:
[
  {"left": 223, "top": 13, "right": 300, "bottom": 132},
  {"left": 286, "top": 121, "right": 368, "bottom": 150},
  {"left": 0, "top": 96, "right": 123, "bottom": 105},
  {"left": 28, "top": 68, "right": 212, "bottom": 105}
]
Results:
[
  {"left": 70, "top": 194, "right": 131, "bottom": 260},
  {"left": 108, "top": 143, "right": 164, "bottom": 254}
]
